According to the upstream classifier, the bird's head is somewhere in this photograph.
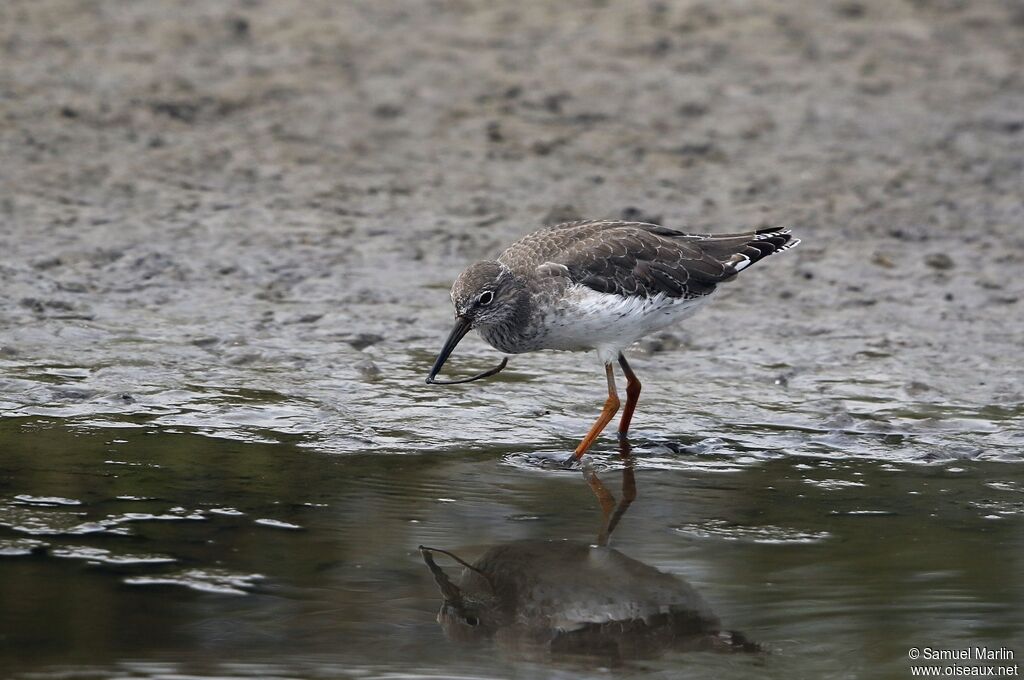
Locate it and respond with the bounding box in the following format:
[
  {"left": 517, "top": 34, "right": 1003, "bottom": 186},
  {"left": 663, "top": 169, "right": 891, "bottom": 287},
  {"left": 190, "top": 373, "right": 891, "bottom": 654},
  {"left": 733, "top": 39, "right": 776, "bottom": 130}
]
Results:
[
  {"left": 450, "top": 261, "right": 521, "bottom": 328},
  {"left": 420, "top": 545, "right": 504, "bottom": 643},
  {"left": 425, "top": 261, "right": 521, "bottom": 385}
]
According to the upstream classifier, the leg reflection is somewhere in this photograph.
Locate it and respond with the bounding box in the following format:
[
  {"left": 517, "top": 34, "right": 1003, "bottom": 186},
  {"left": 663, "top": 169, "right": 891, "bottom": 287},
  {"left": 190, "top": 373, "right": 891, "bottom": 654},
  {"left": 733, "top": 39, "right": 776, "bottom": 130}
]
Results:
[{"left": 583, "top": 438, "right": 636, "bottom": 547}]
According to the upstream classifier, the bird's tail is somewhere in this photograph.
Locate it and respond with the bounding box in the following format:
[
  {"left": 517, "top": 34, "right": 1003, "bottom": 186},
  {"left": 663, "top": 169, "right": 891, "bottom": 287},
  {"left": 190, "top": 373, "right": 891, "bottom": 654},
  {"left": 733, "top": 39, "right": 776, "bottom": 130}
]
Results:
[{"left": 696, "top": 226, "right": 800, "bottom": 273}]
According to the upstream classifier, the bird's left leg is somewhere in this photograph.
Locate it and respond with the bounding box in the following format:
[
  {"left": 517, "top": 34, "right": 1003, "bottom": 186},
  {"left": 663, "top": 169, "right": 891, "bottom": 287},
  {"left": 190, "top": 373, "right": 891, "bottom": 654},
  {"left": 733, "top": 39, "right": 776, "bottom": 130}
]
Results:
[
  {"left": 617, "top": 353, "right": 642, "bottom": 437},
  {"left": 572, "top": 363, "right": 620, "bottom": 460}
]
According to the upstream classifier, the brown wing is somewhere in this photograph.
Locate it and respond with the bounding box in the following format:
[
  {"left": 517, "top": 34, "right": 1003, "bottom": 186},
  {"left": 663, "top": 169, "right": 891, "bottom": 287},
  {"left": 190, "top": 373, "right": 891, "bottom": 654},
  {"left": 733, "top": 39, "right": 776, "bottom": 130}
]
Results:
[{"left": 510, "top": 221, "right": 797, "bottom": 299}]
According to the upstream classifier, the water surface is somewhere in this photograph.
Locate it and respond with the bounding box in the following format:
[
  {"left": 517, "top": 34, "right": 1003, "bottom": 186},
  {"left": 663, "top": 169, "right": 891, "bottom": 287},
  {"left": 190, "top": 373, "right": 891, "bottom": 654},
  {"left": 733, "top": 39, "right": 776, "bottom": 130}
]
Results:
[{"left": 2, "top": 417, "right": 1021, "bottom": 679}]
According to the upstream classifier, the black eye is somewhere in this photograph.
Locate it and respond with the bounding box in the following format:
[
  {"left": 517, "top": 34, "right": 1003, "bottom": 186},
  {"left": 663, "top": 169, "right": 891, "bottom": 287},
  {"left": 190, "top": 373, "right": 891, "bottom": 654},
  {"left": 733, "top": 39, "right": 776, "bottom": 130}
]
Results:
[
  {"left": 465, "top": 616, "right": 479, "bottom": 626},
  {"left": 478, "top": 291, "right": 494, "bottom": 306}
]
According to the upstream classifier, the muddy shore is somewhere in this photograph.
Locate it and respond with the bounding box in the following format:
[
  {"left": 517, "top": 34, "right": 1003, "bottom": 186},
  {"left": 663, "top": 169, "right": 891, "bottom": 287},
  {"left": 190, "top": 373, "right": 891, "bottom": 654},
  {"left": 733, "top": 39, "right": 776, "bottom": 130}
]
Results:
[{"left": 1, "top": 0, "right": 1022, "bottom": 460}]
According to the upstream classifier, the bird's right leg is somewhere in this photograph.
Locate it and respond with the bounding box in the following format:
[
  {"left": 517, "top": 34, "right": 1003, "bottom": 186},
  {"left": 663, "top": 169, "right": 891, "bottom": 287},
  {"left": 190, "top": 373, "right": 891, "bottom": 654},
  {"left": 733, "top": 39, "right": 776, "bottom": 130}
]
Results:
[{"left": 572, "top": 363, "right": 620, "bottom": 460}]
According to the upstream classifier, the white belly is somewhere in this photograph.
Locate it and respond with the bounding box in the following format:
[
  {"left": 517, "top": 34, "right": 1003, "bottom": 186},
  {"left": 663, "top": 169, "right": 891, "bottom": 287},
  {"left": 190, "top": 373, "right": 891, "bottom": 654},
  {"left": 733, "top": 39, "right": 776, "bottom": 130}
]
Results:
[{"left": 537, "top": 284, "right": 712, "bottom": 363}]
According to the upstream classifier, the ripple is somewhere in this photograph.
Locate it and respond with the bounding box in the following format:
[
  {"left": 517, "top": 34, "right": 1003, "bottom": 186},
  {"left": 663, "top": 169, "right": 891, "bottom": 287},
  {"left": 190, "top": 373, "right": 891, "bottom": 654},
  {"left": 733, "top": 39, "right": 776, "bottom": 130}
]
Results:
[
  {"left": 829, "top": 509, "right": 896, "bottom": 516},
  {"left": 13, "top": 495, "right": 81, "bottom": 506},
  {"left": 0, "top": 505, "right": 207, "bottom": 537},
  {"left": 124, "top": 568, "right": 264, "bottom": 595},
  {"left": 0, "top": 506, "right": 117, "bottom": 536},
  {"left": 506, "top": 514, "right": 544, "bottom": 522},
  {"left": 969, "top": 499, "right": 1024, "bottom": 518},
  {"left": 985, "top": 481, "right": 1024, "bottom": 493},
  {"left": 208, "top": 506, "right": 246, "bottom": 516},
  {"left": 673, "top": 519, "right": 831, "bottom": 544},
  {"left": 253, "top": 518, "right": 302, "bottom": 530},
  {"left": 0, "top": 537, "right": 48, "bottom": 556},
  {"left": 647, "top": 437, "right": 732, "bottom": 456},
  {"left": 50, "top": 545, "right": 176, "bottom": 565},
  {"left": 803, "top": 478, "right": 869, "bottom": 490},
  {"left": 115, "top": 509, "right": 207, "bottom": 523},
  {"left": 630, "top": 455, "right": 748, "bottom": 473},
  {"left": 501, "top": 451, "right": 577, "bottom": 472}
]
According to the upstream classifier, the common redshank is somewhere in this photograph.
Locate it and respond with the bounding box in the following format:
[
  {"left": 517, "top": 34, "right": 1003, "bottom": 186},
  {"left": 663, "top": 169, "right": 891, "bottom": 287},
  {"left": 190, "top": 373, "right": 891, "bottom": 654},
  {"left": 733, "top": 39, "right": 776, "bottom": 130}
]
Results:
[{"left": 426, "top": 220, "right": 799, "bottom": 459}]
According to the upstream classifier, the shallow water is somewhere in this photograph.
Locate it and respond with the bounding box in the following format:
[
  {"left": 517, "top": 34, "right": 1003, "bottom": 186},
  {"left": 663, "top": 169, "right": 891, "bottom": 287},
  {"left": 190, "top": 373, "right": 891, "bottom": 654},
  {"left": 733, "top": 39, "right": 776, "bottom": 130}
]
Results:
[{"left": 2, "top": 416, "right": 1022, "bottom": 679}]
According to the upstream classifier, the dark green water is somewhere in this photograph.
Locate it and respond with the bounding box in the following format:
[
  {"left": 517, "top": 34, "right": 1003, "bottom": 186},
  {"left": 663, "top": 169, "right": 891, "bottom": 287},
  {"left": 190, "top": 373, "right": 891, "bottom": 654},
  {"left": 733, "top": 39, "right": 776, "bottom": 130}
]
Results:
[{"left": 2, "top": 417, "right": 1021, "bottom": 679}]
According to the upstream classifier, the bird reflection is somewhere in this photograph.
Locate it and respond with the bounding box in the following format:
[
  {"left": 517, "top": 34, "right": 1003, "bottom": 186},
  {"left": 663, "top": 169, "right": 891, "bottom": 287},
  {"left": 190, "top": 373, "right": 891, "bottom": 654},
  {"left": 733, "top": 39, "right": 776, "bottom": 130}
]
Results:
[{"left": 420, "top": 440, "right": 757, "bottom": 662}]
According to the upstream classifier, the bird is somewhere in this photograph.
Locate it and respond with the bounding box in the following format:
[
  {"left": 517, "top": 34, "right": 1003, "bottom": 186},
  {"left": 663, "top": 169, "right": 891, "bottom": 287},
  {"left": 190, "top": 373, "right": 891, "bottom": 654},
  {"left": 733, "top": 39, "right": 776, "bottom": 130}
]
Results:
[{"left": 426, "top": 220, "right": 800, "bottom": 460}]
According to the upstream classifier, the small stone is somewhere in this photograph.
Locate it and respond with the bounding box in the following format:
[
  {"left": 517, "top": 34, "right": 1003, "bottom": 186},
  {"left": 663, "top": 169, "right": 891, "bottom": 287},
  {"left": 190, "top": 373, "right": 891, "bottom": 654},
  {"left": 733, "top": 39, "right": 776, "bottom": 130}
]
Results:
[
  {"left": 925, "top": 253, "right": 954, "bottom": 270},
  {"left": 872, "top": 252, "right": 895, "bottom": 268},
  {"left": 19, "top": 298, "right": 45, "bottom": 313},
  {"left": 542, "top": 92, "right": 569, "bottom": 114},
  {"left": 905, "top": 381, "right": 932, "bottom": 396},
  {"left": 858, "top": 80, "right": 892, "bottom": 96},
  {"left": 355, "top": 356, "right": 381, "bottom": 380},
  {"left": 836, "top": 2, "right": 865, "bottom": 18},
  {"left": 348, "top": 333, "right": 384, "bottom": 351},
  {"left": 373, "top": 103, "right": 403, "bottom": 119},
  {"left": 57, "top": 281, "right": 88, "bottom": 293},
  {"left": 227, "top": 352, "right": 261, "bottom": 366},
  {"left": 542, "top": 204, "right": 582, "bottom": 225},
  {"left": 678, "top": 101, "right": 708, "bottom": 118},
  {"left": 774, "top": 373, "right": 791, "bottom": 387},
  {"left": 32, "top": 256, "right": 63, "bottom": 270},
  {"left": 227, "top": 16, "right": 250, "bottom": 39},
  {"left": 636, "top": 331, "right": 689, "bottom": 354},
  {"left": 620, "top": 207, "right": 662, "bottom": 225},
  {"left": 285, "top": 313, "right": 323, "bottom": 325}
]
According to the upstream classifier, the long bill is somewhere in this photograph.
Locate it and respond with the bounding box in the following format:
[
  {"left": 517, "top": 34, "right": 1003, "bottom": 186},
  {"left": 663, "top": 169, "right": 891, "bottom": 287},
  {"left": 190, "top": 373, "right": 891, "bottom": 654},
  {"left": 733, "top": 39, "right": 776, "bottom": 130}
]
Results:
[
  {"left": 419, "top": 545, "right": 496, "bottom": 595},
  {"left": 419, "top": 546, "right": 466, "bottom": 605},
  {"left": 425, "top": 316, "right": 508, "bottom": 385}
]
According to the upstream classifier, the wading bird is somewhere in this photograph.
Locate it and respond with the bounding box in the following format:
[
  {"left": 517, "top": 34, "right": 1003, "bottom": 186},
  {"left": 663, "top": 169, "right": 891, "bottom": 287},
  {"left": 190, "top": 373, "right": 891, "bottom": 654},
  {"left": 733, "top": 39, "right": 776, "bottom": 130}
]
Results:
[{"left": 426, "top": 220, "right": 799, "bottom": 460}]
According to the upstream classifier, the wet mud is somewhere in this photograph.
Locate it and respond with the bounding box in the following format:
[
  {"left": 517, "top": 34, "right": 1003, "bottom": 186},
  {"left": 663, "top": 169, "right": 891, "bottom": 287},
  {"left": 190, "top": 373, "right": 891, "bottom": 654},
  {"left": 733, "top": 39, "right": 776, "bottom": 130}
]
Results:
[{"left": 1, "top": 0, "right": 1022, "bottom": 460}]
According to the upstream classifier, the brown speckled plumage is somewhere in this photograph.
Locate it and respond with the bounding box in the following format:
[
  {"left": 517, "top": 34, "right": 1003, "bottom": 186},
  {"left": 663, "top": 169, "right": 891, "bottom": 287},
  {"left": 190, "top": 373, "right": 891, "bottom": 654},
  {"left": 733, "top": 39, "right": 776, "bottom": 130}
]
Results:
[{"left": 496, "top": 220, "right": 797, "bottom": 301}]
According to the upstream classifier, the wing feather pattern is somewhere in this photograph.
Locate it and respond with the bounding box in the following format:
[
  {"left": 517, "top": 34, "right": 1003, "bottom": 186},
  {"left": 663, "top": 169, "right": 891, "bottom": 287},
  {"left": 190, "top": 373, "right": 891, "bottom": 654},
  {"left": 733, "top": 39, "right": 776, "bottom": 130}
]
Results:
[{"left": 525, "top": 222, "right": 798, "bottom": 299}]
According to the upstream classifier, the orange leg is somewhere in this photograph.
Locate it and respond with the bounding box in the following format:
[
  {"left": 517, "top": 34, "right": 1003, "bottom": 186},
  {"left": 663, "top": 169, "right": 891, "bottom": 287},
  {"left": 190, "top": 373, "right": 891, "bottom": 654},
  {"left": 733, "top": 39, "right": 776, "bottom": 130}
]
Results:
[
  {"left": 617, "top": 353, "right": 642, "bottom": 437},
  {"left": 572, "top": 364, "right": 620, "bottom": 460}
]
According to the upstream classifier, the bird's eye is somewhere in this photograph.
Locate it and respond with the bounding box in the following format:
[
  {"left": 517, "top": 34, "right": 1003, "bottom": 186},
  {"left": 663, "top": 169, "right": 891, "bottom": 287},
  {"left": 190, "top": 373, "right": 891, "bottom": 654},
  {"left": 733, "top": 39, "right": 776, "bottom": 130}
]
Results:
[
  {"left": 465, "top": 616, "right": 479, "bottom": 626},
  {"left": 478, "top": 291, "right": 494, "bottom": 306}
]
